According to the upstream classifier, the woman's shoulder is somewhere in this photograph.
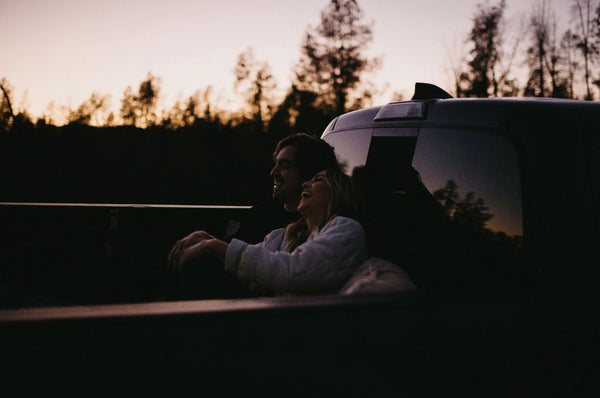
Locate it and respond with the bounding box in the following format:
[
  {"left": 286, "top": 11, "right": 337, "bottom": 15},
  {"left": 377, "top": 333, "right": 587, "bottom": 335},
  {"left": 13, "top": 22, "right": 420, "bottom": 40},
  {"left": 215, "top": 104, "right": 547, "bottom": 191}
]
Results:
[
  {"left": 262, "top": 227, "right": 286, "bottom": 242},
  {"left": 322, "top": 216, "right": 364, "bottom": 234},
  {"left": 327, "top": 215, "right": 362, "bottom": 226}
]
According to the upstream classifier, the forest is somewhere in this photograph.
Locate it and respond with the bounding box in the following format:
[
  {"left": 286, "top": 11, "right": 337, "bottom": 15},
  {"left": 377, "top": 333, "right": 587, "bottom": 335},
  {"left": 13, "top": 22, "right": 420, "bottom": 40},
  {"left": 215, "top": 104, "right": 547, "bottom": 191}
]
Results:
[{"left": 2, "top": 0, "right": 600, "bottom": 205}]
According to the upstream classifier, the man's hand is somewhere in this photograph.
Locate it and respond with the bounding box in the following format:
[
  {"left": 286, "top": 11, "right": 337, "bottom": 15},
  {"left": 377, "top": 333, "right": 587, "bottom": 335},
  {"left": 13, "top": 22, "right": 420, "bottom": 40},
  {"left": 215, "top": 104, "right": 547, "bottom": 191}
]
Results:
[
  {"left": 178, "top": 239, "right": 215, "bottom": 269},
  {"left": 167, "top": 230, "right": 215, "bottom": 270}
]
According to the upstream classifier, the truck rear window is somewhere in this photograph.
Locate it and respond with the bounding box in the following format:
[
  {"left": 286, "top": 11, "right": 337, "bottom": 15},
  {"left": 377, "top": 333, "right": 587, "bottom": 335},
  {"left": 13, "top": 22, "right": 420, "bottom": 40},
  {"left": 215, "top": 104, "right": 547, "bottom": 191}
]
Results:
[{"left": 363, "top": 128, "right": 527, "bottom": 290}]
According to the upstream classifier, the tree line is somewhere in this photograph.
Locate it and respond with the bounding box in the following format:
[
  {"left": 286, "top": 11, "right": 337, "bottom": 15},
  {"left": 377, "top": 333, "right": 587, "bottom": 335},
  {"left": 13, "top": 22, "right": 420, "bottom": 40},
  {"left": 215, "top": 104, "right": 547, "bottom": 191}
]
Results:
[{"left": 3, "top": 0, "right": 600, "bottom": 136}]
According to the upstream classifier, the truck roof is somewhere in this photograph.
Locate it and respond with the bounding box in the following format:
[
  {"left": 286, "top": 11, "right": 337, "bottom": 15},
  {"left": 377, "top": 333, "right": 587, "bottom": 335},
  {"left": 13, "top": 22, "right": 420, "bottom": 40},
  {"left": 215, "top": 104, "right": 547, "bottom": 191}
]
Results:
[{"left": 323, "top": 84, "right": 600, "bottom": 136}]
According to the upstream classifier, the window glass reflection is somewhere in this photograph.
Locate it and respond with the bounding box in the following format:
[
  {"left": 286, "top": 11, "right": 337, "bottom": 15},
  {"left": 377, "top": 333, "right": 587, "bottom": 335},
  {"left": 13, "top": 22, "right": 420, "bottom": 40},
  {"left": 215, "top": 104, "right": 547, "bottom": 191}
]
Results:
[
  {"left": 323, "top": 129, "right": 372, "bottom": 176},
  {"left": 413, "top": 128, "right": 523, "bottom": 237}
]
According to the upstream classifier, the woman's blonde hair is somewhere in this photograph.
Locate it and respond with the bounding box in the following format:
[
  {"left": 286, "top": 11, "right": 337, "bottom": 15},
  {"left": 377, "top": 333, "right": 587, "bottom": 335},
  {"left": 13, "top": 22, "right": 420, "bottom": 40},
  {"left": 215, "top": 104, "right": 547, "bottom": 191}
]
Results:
[{"left": 284, "top": 167, "right": 360, "bottom": 252}]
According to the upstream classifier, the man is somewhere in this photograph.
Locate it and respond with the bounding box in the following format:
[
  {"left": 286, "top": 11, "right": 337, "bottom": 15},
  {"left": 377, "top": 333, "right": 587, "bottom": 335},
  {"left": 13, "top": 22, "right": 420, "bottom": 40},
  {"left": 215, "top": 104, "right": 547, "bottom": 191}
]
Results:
[{"left": 166, "top": 133, "right": 340, "bottom": 299}]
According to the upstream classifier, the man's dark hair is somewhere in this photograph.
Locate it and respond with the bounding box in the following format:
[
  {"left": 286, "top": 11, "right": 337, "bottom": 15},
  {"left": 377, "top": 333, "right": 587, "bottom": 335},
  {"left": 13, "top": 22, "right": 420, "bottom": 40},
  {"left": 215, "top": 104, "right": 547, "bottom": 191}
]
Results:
[{"left": 274, "top": 133, "right": 340, "bottom": 182}]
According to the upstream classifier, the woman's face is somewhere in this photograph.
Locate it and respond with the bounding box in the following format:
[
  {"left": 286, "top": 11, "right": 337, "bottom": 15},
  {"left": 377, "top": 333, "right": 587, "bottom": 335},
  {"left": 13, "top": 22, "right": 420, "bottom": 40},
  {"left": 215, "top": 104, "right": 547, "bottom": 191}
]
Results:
[{"left": 297, "top": 170, "right": 331, "bottom": 222}]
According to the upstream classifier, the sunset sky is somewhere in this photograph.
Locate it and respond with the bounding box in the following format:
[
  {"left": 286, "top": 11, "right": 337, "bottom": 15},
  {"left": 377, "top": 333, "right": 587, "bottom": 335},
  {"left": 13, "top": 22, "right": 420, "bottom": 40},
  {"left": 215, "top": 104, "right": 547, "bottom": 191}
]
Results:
[{"left": 1, "top": 0, "right": 573, "bottom": 120}]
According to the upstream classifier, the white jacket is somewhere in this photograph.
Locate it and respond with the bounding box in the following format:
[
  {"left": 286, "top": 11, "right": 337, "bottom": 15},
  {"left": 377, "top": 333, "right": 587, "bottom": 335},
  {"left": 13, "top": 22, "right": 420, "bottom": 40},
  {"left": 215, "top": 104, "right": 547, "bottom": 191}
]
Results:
[{"left": 225, "top": 216, "right": 367, "bottom": 295}]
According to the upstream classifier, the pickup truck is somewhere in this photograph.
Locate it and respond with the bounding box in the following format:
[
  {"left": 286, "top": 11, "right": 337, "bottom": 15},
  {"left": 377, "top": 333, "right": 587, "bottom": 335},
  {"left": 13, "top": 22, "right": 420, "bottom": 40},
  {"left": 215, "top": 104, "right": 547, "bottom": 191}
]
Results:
[{"left": 1, "top": 83, "right": 598, "bottom": 397}]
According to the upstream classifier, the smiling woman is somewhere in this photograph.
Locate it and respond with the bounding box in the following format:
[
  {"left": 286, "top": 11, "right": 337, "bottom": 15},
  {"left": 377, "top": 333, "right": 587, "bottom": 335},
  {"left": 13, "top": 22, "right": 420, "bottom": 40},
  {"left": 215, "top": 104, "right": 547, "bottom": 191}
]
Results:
[{"left": 288, "top": 167, "right": 360, "bottom": 251}]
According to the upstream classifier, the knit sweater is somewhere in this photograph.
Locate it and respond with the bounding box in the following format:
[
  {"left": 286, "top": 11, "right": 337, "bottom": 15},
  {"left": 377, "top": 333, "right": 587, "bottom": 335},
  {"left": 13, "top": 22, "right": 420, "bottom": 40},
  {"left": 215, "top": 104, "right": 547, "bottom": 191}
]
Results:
[{"left": 225, "top": 216, "right": 367, "bottom": 295}]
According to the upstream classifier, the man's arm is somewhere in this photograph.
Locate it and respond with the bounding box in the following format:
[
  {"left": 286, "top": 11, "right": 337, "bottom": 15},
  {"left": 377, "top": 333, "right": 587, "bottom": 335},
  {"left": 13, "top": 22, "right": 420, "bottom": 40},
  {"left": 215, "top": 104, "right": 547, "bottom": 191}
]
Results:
[
  {"left": 177, "top": 238, "right": 228, "bottom": 269},
  {"left": 167, "top": 230, "right": 215, "bottom": 270}
]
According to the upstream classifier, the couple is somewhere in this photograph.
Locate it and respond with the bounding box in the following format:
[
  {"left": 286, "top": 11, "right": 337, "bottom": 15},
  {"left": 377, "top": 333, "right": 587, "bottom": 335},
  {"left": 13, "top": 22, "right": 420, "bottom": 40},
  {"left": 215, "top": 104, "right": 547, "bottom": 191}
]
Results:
[{"left": 166, "top": 133, "right": 368, "bottom": 299}]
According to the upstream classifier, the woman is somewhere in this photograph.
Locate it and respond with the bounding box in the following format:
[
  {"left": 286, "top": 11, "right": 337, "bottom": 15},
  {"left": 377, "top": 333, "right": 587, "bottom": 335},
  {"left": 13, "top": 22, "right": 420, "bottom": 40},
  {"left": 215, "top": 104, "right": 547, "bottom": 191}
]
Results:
[{"left": 167, "top": 167, "right": 367, "bottom": 297}]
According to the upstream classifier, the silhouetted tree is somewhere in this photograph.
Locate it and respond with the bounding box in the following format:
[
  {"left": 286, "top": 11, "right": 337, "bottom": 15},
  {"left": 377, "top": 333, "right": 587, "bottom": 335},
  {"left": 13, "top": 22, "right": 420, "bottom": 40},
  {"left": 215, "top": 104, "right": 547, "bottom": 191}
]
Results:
[
  {"left": 433, "top": 180, "right": 494, "bottom": 232},
  {"left": 524, "top": 1, "right": 569, "bottom": 97},
  {"left": 201, "top": 86, "right": 215, "bottom": 122},
  {"left": 566, "top": 0, "right": 599, "bottom": 100},
  {"left": 433, "top": 180, "right": 460, "bottom": 219},
  {"left": 462, "top": 0, "right": 517, "bottom": 97},
  {"left": 120, "top": 86, "right": 138, "bottom": 126},
  {"left": 453, "top": 191, "right": 494, "bottom": 232},
  {"left": 543, "top": 9, "right": 570, "bottom": 98},
  {"left": 562, "top": 30, "right": 580, "bottom": 98},
  {"left": 137, "top": 72, "right": 161, "bottom": 127},
  {"left": 162, "top": 87, "right": 217, "bottom": 130},
  {"left": 0, "top": 78, "right": 15, "bottom": 132},
  {"left": 161, "top": 97, "right": 184, "bottom": 129},
  {"left": 525, "top": 1, "right": 550, "bottom": 96},
  {"left": 234, "top": 47, "right": 276, "bottom": 131},
  {"left": 164, "top": 95, "right": 195, "bottom": 129},
  {"left": 67, "top": 92, "right": 111, "bottom": 125},
  {"left": 119, "top": 72, "right": 161, "bottom": 128},
  {"left": 592, "top": 2, "right": 600, "bottom": 94},
  {"left": 294, "top": 0, "right": 379, "bottom": 115}
]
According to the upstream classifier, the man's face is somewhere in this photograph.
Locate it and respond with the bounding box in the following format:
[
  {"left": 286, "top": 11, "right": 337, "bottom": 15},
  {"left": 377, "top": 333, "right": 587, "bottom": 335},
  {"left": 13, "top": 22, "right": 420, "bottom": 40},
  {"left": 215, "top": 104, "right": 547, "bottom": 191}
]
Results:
[{"left": 270, "top": 145, "right": 302, "bottom": 212}]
